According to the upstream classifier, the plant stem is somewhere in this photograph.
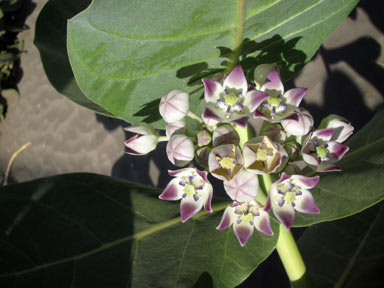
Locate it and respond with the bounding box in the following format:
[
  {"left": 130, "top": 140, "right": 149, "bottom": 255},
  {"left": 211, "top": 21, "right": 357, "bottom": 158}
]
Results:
[
  {"left": 158, "top": 136, "right": 169, "bottom": 142},
  {"left": 187, "top": 111, "right": 203, "bottom": 123},
  {"left": 227, "top": 0, "right": 246, "bottom": 71},
  {"left": 262, "top": 174, "right": 307, "bottom": 282},
  {"left": 3, "top": 142, "right": 31, "bottom": 186}
]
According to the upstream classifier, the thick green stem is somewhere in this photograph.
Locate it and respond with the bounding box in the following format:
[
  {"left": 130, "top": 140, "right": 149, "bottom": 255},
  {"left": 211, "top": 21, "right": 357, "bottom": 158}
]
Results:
[
  {"left": 262, "top": 174, "right": 307, "bottom": 282},
  {"left": 227, "top": 0, "right": 246, "bottom": 71}
]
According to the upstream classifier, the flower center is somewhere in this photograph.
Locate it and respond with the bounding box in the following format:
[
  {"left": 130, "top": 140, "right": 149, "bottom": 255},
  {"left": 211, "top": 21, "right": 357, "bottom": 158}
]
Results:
[
  {"left": 259, "top": 93, "right": 287, "bottom": 119},
  {"left": 275, "top": 181, "right": 303, "bottom": 208},
  {"left": 267, "top": 96, "right": 281, "bottom": 107},
  {"left": 316, "top": 146, "right": 329, "bottom": 159},
  {"left": 219, "top": 157, "right": 234, "bottom": 170},
  {"left": 179, "top": 174, "right": 205, "bottom": 201},
  {"left": 224, "top": 93, "right": 238, "bottom": 106},
  {"left": 216, "top": 89, "right": 244, "bottom": 118},
  {"left": 234, "top": 202, "right": 260, "bottom": 225}
]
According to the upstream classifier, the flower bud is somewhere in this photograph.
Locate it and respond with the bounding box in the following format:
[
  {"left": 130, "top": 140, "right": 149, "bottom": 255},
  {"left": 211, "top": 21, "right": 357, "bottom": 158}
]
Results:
[
  {"left": 124, "top": 123, "right": 158, "bottom": 155},
  {"left": 166, "top": 119, "right": 186, "bottom": 138},
  {"left": 318, "top": 114, "right": 354, "bottom": 143},
  {"left": 159, "top": 90, "right": 189, "bottom": 123},
  {"left": 281, "top": 108, "right": 313, "bottom": 136},
  {"left": 166, "top": 134, "right": 194, "bottom": 167},
  {"left": 197, "top": 129, "right": 212, "bottom": 147},
  {"left": 196, "top": 146, "right": 211, "bottom": 169},
  {"left": 212, "top": 124, "right": 240, "bottom": 147},
  {"left": 254, "top": 63, "right": 279, "bottom": 88}
]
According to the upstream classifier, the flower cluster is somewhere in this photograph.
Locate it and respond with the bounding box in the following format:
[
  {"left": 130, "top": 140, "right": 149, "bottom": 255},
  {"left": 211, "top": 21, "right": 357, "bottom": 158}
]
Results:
[{"left": 124, "top": 65, "right": 353, "bottom": 246}]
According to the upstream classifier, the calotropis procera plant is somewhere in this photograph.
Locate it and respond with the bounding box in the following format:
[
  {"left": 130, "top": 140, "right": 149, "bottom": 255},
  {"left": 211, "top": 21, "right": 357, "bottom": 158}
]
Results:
[{"left": 124, "top": 65, "right": 353, "bottom": 250}]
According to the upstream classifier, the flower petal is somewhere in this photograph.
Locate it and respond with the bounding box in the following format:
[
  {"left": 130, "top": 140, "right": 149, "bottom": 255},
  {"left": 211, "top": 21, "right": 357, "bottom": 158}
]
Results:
[
  {"left": 292, "top": 175, "right": 319, "bottom": 189},
  {"left": 313, "top": 128, "right": 334, "bottom": 142},
  {"left": 125, "top": 135, "right": 157, "bottom": 155},
  {"left": 159, "top": 178, "right": 183, "bottom": 200},
  {"left": 159, "top": 90, "right": 189, "bottom": 123},
  {"left": 180, "top": 197, "right": 203, "bottom": 223},
  {"left": 223, "top": 66, "right": 248, "bottom": 93},
  {"left": 203, "top": 185, "right": 213, "bottom": 213},
  {"left": 272, "top": 202, "right": 295, "bottom": 230},
  {"left": 328, "top": 142, "right": 349, "bottom": 160},
  {"left": 294, "top": 189, "right": 320, "bottom": 214},
  {"left": 231, "top": 116, "right": 249, "bottom": 128},
  {"left": 262, "top": 70, "right": 284, "bottom": 93},
  {"left": 216, "top": 206, "right": 234, "bottom": 230},
  {"left": 202, "top": 78, "right": 222, "bottom": 103},
  {"left": 254, "top": 210, "right": 274, "bottom": 236},
  {"left": 253, "top": 109, "right": 270, "bottom": 121},
  {"left": 243, "top": 90, "right": 269, "bottom": 112},
  {"left": 233, "top": 222, "right": 254, "bottom": 246},
  {"left": 284, "top": 88, "right": 307, "bottom": 107}
]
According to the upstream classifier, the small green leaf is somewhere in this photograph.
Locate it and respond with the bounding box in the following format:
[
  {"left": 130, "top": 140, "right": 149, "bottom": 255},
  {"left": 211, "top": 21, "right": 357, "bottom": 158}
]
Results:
[
  {"left": 298, "top": 202, "right": 384, "bottom": 287},
  {"left": 67, "top": 0, "right": 358, "bottom": 128},
  {"left": 34, "top": 0, "right": 113, "bottom": 117},
  {"left": 295, "top": 106, "right": 384, "bottom": 226},
  {"left": 0, "top": 173, "right": 279, "bottom": 287}
]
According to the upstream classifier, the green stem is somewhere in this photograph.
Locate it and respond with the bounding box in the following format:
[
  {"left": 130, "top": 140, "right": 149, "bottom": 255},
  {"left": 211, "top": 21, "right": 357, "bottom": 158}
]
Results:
[
  {"left": 158, "top": 136, "right": 169, "bottom": 142},
  {"left": 187, "top": 111, "right": 203, "bottom": 123},
  {"left": 227, "top": 0, "right": 246, "bottom": 71},
  {"left": 262, "top": 174, "right": 307, "bottom": 282}
]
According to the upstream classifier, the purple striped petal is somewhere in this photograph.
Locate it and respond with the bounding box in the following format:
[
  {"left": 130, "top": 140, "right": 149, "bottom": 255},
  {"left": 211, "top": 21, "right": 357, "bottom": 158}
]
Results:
[
  {"left": 168, "top": 168, "right": 194, "bottom": 177},
  {"left": 292, "top": 175, "right": 319, "bottom": 189},
  {"left": 203, "top": 107, "right": 222, "bottom": 122},
  {"left": 275, "top": 172, "right": 291, "bottom": 184},
  {"left": 253, "top": 109, "right": 270, "bottom": 121},
  {"left": 302, "top": 152, "right": 320, "bottom": 166},
  {"left": 223, "top": 66, "right": 248, "bottom": 93},
  {"left": 180, "top": 197, "right": 203, "bottom": 223},
  {"left": 328, "top": 142, "right": 349, "bottom": 160},
  {"left": 254, "top": 210, "right": 274, "bottom": 236},
  {"left": 243, "top": 90, "right": 269, "bottom": 112},
  {"left": 313, "top": 128, "right": 334, "bottom": 141},
  {"left": 231, "top": 116, "right": 249, "bottom": 128},
  {"left": 294, "top": 189, "right": 320, "bottom": 214},
  {"left": 196, "top": 169, "right": 209, "bottom": 183},
  {"left": 202, "top": 78, "right": 222, "bottom": 103},
  {"left": 233, "top": 222, "right": 254, "bottom": 246},
  {"left": 262, "top": 71, "right": 284, "bottom": 93},
  {"left": 216, "top": 206, "right": 235, "bottom": 230},
  {"left": 284, "top": 88, "right": 307, "bottom": 107},
  {"left": 317, "top": 164, "right": 341, "bottom": 172},
  {"left": 203, "top": 185, "right": 213, "bottom": 213},
  {"left": 159, "top": 179, "right": 183, "bottom": 200},
  {"left": 273, "top": 204, "right": 295, "bottom": 231}
]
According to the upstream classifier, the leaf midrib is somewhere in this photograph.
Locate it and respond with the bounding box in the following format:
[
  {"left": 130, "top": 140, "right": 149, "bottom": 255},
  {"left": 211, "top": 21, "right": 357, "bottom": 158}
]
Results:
[{"left": 0, "top": 202, "right": 229, "bottom": 278}]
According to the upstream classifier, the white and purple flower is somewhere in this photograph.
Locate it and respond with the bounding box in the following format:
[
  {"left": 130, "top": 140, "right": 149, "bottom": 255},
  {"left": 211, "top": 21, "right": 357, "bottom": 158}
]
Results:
[
  {"left": 217, "top": 200, "right": 273, "bottom": 246},
  {"left": 159, "top": 168, "right": 213, "bottom": 222},
  {"left": 208, "top": 144, "right": 243, "bottom": 181},
  {"left": 159, "top": 90, "right": 189, "bottom": 123},
  {"left": 280, "top": 108, "right": 314, "bottom": 136},
  {"left": 202, "top": 66, "right": 268, "bottom": 127},
  {"left": 224, "top": 169, "right": 259, "bottom": 202},
  {"left": 124, "top": 123, "right": 158, "bottom": 155},
  {"left": 302, "top": 128, "right": 349, "bottom": 172},
  {"left": 266, "top": 173, "right": 320, "bottom": 230},
  {"left": 318, "top": 114, "right": 354, "bottom": 143},
  {"left": 166, "top": 134, "right": 195, "bottom": 167},
  {"left": 254, "top": 71, "right": 307, "bottom": 122}
]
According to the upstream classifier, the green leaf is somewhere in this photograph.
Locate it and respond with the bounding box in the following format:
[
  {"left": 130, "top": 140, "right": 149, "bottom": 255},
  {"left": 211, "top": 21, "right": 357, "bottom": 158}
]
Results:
[
  {"left": 67, "top": 0, "right": 358, "bottom": 128},
  {"left": 298, "top": 201, "right": 384, "bottom": 287},
  {"left": 34, "top": 0, "right": 113, "bottom": 117},
  {"left": 0, "top": 173, "right": 279, "bottom": 287},
  {"left": 294, "top": 106, "right": 384, "bottom": 226}
]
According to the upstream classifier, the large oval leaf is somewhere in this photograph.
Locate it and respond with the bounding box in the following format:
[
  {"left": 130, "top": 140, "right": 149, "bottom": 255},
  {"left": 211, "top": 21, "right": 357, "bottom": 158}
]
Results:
[
  {"left": 0, "top": 174, "right": 279, "bottom": 287},
  {"left": 67, "top": 0, "right": 358, "bottom": 128},
  {"left": 294, "top": 106, "right": 384, "bottom": 226},
  {"left": 34, "top": 0, "right": 113, "bottom": 117},
  {"left": 298, "top": 202, "right": 384, "bottom": 287}
]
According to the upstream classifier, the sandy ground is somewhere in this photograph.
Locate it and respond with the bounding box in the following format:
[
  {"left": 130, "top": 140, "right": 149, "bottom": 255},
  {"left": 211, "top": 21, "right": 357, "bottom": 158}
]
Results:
[{"left": 0, "top": 0, "right": 383, "bottom": 186}]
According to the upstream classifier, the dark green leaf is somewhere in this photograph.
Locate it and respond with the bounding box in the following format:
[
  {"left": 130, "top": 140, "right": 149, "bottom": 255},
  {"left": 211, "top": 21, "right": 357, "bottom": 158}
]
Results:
[
  {"left": 67, "top": 0, "right": 358, "bottom": 128},
  {"left": 0, "top": 173, "right": 279, "bottom": 287},
  {"left": 295, "top": 106, "right": 384, "bottom": 226},
  {"left": 298, "top": 202, "right": 384, "bottom": 287},
  {"left": 34, "top": 0, "right": 113, "bottom": 117}
]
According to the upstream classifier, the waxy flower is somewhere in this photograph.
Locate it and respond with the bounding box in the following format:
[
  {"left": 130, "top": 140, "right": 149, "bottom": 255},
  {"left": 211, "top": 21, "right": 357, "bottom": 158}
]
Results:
[
  {"left": 267, "top": 173, "right": 320, "bottom": 230},
  {"left": 124, "top": 123, "right": 158, "bottom": 155},
  {"left": 281, "top": 108, "right": 314, "bottom": 136},
  {"left": 318, "top": 114, "right": 354, "bottom": 143},
  {"left": 212, "top": 124, "right": 240, "bottom": 147},
  {"left": 202, "top": 66, "right": 268, "bottom": 127},
  {"left": 254, "top": 71, "right": 307, "bottom": 122},
  {"left": 243, "top": 136, "right": 288, "bottom": 174},
  {"left": 159, "top": 168, "right": 213, "bottom": 222},
  {"left": 166, "top": 134, "right": 195, "bottom": 167},
  {"left": 166, "top": 119, "right": 186, "bottom": 138},
  {"left": 159, "top": 90, "right": 189, "bottom": 123},
  {"left": 302, "top": 128, "right": 349, "bottom": 172},
  {"left": 217, "top": 200, "right": 273, "bottom": 246},
  {"left": 208, "top": 144, "right": 243, "bottom": 181},
  {"left": 197, "top": 129, "right": 212, "bottom": 147},
  {"left": 224, "top": 169, "right": 259, "bottom": 202}
]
